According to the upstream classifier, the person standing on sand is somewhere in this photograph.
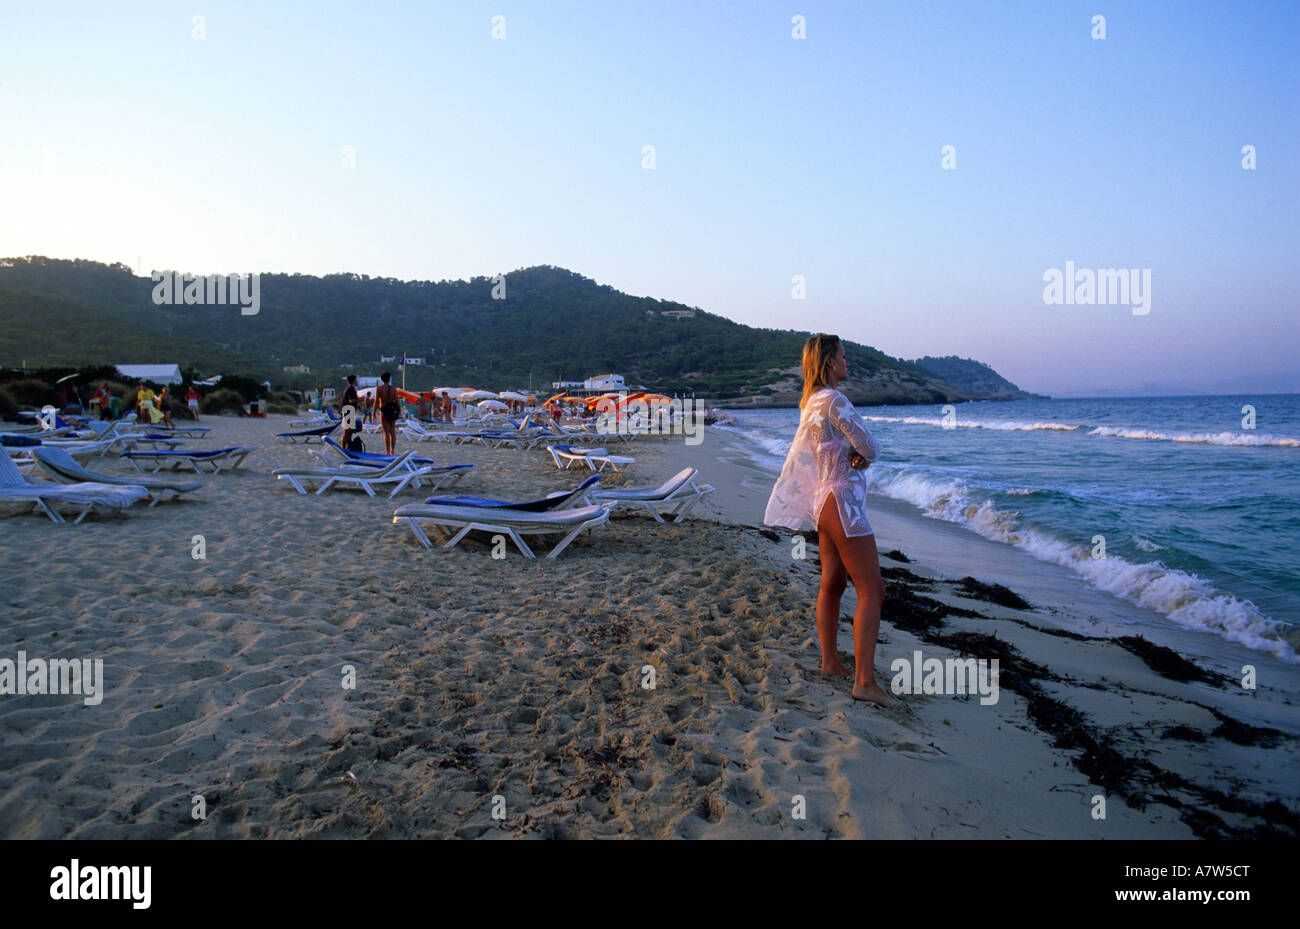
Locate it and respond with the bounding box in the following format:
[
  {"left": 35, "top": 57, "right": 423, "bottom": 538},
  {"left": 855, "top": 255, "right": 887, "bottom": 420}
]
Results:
[
  {"left": 339, "top": 374, "right": 361, "bottom": 449},
  {"left": 185, "top": 386, "right": 201, "bottom": 421},
  {"left": 136, "top": 382, "right": 160, "bottom": 424},
  {"left": 157, "top": 387, "right": 174, "bottom": 428},
  {"left": 375, "top": 371, "right": 400, "bottom": 455},
  {"left": 763, "top": 333, "right": 892, "bottom": 706}
]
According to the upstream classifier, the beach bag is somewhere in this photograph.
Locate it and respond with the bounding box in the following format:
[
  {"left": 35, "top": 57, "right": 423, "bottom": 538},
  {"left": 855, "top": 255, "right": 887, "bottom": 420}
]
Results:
[{"left": 347, "top": 435, "right": 366, "bottom": 453}]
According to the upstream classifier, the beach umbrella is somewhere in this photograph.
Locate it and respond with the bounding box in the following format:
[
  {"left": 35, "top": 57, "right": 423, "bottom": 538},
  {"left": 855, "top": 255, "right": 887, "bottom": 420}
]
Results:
[
  {"left": 478, "top": 399, "right": 508, "bottom": 411},
  {"left": 457, "top": 390, "right": 498, "bottom": 402},
  {"left": 431, "top": 386, "right": 468, "bottom": 397},
  {"left": 497, "top": 390, "right": 528, "bottom": 401}
]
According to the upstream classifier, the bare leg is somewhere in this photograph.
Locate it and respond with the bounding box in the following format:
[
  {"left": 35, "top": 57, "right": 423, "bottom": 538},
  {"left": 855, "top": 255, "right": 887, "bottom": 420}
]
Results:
[
  {"left": 815, "top": 519, "right": 851, "bottom": 676},
  {"left": 818, "top": 494, "right": 892, "bottom": 706}
]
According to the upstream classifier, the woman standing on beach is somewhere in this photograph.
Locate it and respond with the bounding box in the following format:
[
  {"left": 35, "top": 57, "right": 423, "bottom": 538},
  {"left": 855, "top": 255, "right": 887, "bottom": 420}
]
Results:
[
  {"left": 764, "top": 334, "right": 892, "bottom": 706},
  {"left": 375, "top": 371, "right": 401, "bottom": 455}
]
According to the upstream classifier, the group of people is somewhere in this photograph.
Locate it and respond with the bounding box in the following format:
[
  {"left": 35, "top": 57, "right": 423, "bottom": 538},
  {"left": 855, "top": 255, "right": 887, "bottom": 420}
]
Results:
[
  {"left": 417, "top": 393, "right": 459, "bottom": 423},
  {"left": 339, "top": 371, "right": 403, "bottom": 455},
  {"left": 88, "top": 381, "right": 202, "bottom": 425}
]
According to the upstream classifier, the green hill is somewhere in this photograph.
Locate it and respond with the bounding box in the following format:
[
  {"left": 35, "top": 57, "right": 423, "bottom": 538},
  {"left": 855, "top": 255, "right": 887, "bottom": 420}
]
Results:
[{"left": 0, "top": 256, "right": 1041, "bottom": 404}]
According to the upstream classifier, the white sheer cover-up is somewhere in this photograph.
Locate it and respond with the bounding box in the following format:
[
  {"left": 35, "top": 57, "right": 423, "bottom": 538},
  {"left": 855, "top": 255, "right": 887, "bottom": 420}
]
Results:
[{"left": 763, "top": 388, "right": 882, "bottom": 537}]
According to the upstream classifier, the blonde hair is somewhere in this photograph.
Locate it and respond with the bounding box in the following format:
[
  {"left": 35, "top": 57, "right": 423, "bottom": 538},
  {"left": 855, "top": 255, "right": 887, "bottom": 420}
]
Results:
[{"left": 800, "top": 333, "right": 841, "bottom": 409}]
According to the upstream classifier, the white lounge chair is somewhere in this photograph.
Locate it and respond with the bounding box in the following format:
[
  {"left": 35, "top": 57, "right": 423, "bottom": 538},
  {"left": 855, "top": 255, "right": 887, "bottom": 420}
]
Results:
[
  {"left": 399, "top": 421, "right": 453, "bottom": 444},
  {"left": 547, "top": 444, "right": 636, "bottom": 472},
  {"left": 34, "top": 447, "right": 202, "bottom": 507},
  {"left": 392, "top": 501, "right": 615, "bottom": 559},
  {"left": 274, "top": 450, "right": 433, "bottom": 498},
  {"left": 0, "top": 449, "right": 148, "bottom": 524},
  {"left": 589, "top": 467, "right": 715, "bottom": 522}
]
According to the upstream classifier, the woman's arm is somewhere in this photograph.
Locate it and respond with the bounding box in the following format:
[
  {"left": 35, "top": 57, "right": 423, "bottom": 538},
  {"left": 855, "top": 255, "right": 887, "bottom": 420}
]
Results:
[{"left": 828, "top": 391, "right": 881, "bottom": 462}]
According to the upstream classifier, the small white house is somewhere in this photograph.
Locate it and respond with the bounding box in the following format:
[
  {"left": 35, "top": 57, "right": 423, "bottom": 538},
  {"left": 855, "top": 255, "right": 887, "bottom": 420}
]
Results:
[
  {"left": 116, "top": 363, "right": 183, "bottom": 385},
  {"left": 584, "top": 373, "right": 625, "bottom": 391}
]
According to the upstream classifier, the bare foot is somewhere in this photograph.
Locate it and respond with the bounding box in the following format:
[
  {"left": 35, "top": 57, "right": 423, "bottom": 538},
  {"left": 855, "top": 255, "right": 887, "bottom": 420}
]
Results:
[
  {"left": 821, "top": 662, "right": 852, "bottom": 677},
  {"left": 852, "top": 683, "right": 895, "bottom": 707}
]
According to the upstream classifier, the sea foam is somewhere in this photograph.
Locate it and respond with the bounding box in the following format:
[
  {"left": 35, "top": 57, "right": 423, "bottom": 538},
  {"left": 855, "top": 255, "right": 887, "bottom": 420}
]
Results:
[{"left": 864, "top": 466, "right": 1299, "bottom": 663}]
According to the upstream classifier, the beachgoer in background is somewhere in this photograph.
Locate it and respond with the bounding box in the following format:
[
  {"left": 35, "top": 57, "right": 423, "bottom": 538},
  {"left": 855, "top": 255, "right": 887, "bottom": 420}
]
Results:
[
  {"left": 375, "top": 371, "right": 400, "bottom": 455},
  {"left": 764, "top": 333, "right": 890, "bottom": 706},
  {"left": 93, "top": 383, "right": 111, "bottom": 420},
  {"left": 186, "top": 386, "right": 201, "bottom": 420},
  {"left": 136, "top": 382, "right": 161, "bottom": 424},
  {"left": 340, "top": 374, "right": 360, "bottom": 449},
  {"left": 157, "top": 387, "right": 174, "bottom": 428}
]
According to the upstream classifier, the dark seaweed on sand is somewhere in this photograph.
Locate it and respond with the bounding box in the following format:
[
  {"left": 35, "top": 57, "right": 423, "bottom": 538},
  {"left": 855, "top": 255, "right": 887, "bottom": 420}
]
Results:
[
  {"left": 1113, "top": 635, "right": 1230, "bottom": 687},
  {"left": 883, "top": 549, "right": 910, "bottom": 563},
  {"left": 873, "top": 567, "right": 1297, "bottom": 839},
  {"left": 1162, "top": 725, "right": 1208, "bottom": 742},
  {"left": 952, "top": 576, "right": 1033, "bottom": 611},
  {"left": 880, "top": 565, "right": 931, "bottom": 584},
  {"left": 1205, "top": 708, "right": 1287, "bottom": 748},
  {"left": 879, "top": 582, "right": 983, "bottom": 633}
]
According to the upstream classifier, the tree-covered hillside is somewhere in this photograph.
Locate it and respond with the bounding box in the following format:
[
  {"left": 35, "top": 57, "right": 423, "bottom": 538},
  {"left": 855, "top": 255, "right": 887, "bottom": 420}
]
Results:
[{"left": 0, "top": 257, "right": 1037, "bottom": 403}]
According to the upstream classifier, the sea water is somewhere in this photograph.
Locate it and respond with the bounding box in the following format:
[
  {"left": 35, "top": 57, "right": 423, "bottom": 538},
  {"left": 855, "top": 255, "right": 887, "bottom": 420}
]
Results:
[{"left": 718, "top": 394, "right": 1300, "bottom": 664}]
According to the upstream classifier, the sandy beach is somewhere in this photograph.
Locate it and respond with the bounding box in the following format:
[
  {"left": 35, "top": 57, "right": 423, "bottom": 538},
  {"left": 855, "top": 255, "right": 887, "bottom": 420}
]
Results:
[{"left": 0, "top": 414, "right": 1295, "bottom": 839}]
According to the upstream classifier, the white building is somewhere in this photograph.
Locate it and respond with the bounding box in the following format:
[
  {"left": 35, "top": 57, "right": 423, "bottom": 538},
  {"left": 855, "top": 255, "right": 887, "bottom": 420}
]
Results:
[
  {"left": 584, "top": 373, "right": 625, "bottom": 391},
  {"left": 116, "top": 363, "right": 182, "bottom": 385}
]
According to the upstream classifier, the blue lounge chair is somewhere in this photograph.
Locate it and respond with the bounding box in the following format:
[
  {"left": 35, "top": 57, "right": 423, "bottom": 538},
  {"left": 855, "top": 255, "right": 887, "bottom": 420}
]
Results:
[
  {"left": 34, "top": 447, "right": 202, "bottom": 507},
  {"left": 120, "top": 446, "right": 256, "bottom": 474},
  {"left": 276, "top": 422, "right": 340, "bottom": 444}
]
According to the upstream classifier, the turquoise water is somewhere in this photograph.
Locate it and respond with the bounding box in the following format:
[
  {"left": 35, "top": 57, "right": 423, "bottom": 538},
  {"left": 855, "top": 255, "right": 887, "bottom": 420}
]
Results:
[{"left": 719, "top": 394, "right": 1300, "bottom": 663}]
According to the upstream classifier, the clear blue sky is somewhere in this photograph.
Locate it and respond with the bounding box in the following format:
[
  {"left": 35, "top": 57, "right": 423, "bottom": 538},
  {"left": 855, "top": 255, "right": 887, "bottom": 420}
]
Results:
[{"left": 1, "top": 0, "right": 1296, "bottom": 395}]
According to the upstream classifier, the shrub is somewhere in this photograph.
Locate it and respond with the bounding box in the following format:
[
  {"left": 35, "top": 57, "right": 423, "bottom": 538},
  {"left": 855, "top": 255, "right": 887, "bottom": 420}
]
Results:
[
  {"left": 0, "top": 387, "right": 16, "bottom": 416},
  {"left": 199, "top": 388, "right": 247, "bottom": 416},
  {"left": 265, "top": 402, "right": 298, "bottom": 415},
  {"left": 5, "top": 378, "right": 56, "bottom": 408}
]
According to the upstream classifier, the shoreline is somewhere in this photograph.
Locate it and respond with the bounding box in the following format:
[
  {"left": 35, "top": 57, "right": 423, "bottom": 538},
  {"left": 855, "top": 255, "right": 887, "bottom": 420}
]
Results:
[{"left": 0, "top": 414, "right": 1295, "bottom": 838}]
